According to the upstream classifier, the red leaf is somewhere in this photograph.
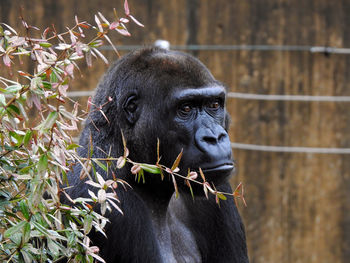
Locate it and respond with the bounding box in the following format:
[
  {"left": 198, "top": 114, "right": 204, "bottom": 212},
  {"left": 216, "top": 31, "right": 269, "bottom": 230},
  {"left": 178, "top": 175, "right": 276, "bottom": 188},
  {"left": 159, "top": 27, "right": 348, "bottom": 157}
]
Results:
[
  {"left": 42, "top": 27, "right": 50, "bottom": 39},
  {"left": 171, "top": 149, "right": 183, "bottom": 171},
  {"left": 78, "top": 23, "right": 90, "bottom": 29}
]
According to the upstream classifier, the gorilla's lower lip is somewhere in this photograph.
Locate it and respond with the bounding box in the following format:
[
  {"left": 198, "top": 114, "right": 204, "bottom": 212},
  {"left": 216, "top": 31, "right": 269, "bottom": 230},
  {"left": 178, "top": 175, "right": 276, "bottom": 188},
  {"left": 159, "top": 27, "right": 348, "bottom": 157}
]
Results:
[{"left": 200, "top": 163, "right": 235, "bottom": 174}]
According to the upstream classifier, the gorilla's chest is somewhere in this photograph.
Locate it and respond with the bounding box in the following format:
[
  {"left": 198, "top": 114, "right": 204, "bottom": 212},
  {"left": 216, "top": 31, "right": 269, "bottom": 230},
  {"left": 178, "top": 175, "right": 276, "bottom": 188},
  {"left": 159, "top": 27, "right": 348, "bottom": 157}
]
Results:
[{"left": 148, "top": 195, "right": 201, "bottom": 262}]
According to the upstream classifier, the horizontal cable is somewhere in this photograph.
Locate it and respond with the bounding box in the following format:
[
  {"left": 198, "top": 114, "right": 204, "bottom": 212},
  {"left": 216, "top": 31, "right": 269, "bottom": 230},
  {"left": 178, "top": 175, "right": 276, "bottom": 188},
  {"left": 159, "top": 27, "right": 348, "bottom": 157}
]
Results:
[
  {"left": 99, "top": 44, "right": 350, "bottom": 54},
  {"left": 67, "top": 91, "right": 95, "bottom": 97},
  {"left": 66, "top": 91, "right": 350, "bottom": 103},
  {"left": 231, "top": 142, "right": 350, "bottom": 154},
  {"left": 227, "top": 92, "right": 350, "bottom": 102}
]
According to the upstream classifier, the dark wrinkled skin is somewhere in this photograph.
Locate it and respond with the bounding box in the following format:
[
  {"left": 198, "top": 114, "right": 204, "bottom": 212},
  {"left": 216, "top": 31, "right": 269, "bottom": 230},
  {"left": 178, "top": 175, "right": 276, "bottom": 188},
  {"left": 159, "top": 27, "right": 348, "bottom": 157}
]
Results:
[{"left": 65, "top": 47, "right": 249, "bottom": 263}]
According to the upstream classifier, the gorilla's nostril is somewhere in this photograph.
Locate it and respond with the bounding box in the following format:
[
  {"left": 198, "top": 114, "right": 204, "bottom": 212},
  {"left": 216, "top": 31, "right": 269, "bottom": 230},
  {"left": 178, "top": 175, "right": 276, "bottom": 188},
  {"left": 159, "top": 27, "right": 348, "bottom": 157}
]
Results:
[
  {"left": 218, "top": 133, "right": 226, "bottom": 142},
  {"left": 203, "top": 136, "right": 217, "bottom": 144}
]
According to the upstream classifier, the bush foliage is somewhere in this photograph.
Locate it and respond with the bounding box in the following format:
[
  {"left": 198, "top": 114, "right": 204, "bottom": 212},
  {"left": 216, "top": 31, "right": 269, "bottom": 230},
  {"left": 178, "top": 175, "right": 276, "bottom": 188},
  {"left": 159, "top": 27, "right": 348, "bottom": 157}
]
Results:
[{"left": 0, "top": 1, "right": 245, "bottom": 262}]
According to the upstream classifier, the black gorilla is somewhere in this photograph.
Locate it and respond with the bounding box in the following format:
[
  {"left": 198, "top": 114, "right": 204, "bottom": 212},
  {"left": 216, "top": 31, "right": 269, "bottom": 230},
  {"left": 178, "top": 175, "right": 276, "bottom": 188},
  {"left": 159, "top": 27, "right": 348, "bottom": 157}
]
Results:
[{"left": 67, "top": 47, "right": 248, "bottom": 262}]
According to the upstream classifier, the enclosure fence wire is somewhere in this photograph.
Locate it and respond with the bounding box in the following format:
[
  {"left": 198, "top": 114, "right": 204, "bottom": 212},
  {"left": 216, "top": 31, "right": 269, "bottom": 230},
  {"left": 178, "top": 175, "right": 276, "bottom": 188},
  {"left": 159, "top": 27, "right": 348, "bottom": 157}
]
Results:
[
  {"left": 67, "top": 91, "right": 350, "bottom": 154},
  {"left": 67, "top": 44, "right": 350, "bottom": 153},
  {"left": 99, "top": 44, "right": 350, "bottom": 54}
]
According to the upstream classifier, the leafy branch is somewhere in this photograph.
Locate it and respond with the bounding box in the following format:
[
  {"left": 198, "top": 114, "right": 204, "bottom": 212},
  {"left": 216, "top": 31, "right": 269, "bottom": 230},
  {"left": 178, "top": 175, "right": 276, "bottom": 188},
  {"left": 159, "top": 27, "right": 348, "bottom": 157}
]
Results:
[{"left": 0, "top": 1, "right": 143, "bottom": 262}]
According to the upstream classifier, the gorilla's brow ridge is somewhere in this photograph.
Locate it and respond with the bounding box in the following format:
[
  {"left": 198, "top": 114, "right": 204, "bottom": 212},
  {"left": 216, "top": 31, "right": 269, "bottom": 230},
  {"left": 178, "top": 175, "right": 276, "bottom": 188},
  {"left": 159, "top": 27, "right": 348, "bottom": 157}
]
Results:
[{"left": 173, "top": 86, "right": 226, "bottom": 102}]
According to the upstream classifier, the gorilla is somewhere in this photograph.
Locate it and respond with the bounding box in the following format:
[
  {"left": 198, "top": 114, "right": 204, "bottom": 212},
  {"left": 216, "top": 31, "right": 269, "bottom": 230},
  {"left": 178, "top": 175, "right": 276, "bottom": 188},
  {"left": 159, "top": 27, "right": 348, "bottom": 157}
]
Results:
[{"left": 67, "top": 47, "right": 248, "bottom": 263}]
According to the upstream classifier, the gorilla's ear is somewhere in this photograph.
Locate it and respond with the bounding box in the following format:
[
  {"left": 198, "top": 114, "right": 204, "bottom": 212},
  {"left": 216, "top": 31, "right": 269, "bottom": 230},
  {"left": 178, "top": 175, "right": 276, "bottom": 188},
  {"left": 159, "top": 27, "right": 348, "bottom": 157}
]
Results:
[
  {"left": 123, "top": 94, "right": 139, "bottom": 124},
  {"left": 224, "top": 111, "right": 231, "bottom": 131}
]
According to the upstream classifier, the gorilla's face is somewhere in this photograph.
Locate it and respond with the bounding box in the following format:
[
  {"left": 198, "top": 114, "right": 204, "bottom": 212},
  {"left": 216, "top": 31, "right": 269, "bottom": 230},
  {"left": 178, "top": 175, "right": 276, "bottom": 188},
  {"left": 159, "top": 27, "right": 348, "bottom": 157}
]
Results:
[
  {"left": 123, "top": 85, "right": 233, "bottom": 188},
  {"left": 167, "top": 85, "right": 233, "bottom": 185},
  {"left": 119, "top": 49, "right": 234, "bottom": 189}
]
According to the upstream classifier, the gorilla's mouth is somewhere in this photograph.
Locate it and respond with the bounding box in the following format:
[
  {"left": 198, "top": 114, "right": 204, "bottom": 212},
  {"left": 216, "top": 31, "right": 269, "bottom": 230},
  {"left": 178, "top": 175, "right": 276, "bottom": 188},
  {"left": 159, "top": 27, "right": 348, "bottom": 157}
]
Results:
[{"left": 200, "top": 163, "right": 235, "bottom": 177}]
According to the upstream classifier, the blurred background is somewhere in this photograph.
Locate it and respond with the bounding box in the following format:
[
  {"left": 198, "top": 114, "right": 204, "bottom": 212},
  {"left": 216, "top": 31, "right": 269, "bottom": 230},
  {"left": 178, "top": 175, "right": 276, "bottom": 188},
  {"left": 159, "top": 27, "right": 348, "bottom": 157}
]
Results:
[{"left": 1, "top": 0, "right": 350, "bottom": 262}]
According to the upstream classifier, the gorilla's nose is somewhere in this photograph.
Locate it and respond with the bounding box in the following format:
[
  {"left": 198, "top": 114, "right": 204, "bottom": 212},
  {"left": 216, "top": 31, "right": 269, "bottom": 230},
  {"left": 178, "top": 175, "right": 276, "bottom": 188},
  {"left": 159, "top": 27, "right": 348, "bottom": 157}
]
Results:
[{"left": 195, "top": 126, "right": 231, "bottom": 157}]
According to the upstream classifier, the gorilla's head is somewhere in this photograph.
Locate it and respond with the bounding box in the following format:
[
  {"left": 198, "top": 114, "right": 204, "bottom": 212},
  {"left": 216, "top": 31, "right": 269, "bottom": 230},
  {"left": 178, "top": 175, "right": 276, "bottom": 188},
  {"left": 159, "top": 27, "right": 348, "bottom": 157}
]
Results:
[{"left": 84, "top": 47, "right": 234, "bottom": 191}]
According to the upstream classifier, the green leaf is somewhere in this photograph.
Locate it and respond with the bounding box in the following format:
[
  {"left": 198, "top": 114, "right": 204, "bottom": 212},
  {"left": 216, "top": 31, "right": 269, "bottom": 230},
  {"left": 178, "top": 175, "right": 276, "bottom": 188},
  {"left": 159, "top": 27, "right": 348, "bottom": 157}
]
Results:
[
  {"left": 140, "top": 164, "right": 161, "bottom": 174},
  {"left": 23, "top": 130, "right": 33, "bottom": 147},
  {"left": 38, "top": 111, "right": 58, "bottom": 132},
  {"left": 217, "top": 193, "right": 227, "bottom": 201},
  {"left": 37, "top": 154, "right": 48, "bottom": 172},
  {"left": 19, "top": 200, "right": 30, "bottom": 220},
  {"left": 39, "top": 42, "right": 52, "bottom": 48},
  {"left": 10, "top": 232, "right": 22, "bottom": 246},
  {"left": 4, "top": 220, "right": 27, "bottom": 238},
  {"left": 0, "top": 94, "right": 6, "bottom": 106},
  {"left": 50, "top": 70, "right": 59, "bottom": 83},
  {"left": 7, "top": 104, "right": 20, "bottom": 115},
  {"left": 137, "top": 169, "right": 145, "bottom": 184},
  {"left": 47, "top": 239, "right": 61, "bottom": 257},
  {"left": 6, "top": 84, "right": 22, "bottom": 93},
  {"left": 20, "top": 249, "right": 34, "bottom": 263},
  {"left": 92, "top": 158, "right": 107, "bottom": 172},
  {"left": 66, "top": 143, "right": 80, "bottom": 150},
  {"left": 22, "top": 222, "right": 31, "bottom": 243},
  {"left": 9, "top": 131, "right": 24, "bottom": 146},
  {"left": 83, "top": 214, "right": 93, "bottom": 234},
  {"left": 19, "top": 164, "right": 35, "bottom": 174},
  {"left": 32, "top": 221, "right": 67, "bottom": 241}
]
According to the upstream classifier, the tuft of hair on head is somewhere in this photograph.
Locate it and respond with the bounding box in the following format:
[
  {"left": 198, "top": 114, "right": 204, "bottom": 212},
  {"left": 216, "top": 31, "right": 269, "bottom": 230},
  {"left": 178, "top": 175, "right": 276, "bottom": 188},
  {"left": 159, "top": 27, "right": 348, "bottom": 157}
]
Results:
[{"left": 154, "top": 39, "right": 170, "bottom": 50}]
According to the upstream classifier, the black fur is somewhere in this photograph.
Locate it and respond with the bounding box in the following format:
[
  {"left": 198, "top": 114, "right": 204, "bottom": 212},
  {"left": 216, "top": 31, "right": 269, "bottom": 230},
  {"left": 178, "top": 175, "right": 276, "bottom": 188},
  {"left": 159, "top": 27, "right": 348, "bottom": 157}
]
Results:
[{"left": 66, "top": 47, "right": 248, "bottom": 262}]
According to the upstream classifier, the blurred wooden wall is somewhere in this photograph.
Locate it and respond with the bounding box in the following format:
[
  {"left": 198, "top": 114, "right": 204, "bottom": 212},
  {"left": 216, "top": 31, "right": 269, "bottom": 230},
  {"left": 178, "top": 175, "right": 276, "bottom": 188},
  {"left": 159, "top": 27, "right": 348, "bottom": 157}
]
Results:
[{"left": 1, "top": 0, "right": 350, "bottom": 262}]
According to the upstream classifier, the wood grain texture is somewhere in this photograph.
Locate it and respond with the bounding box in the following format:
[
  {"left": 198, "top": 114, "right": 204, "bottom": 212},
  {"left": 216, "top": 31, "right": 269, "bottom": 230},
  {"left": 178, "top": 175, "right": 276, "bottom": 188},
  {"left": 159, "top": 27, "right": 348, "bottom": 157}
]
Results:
[{"left": 1, "top": 1, "right": 350, "bottom": 262}]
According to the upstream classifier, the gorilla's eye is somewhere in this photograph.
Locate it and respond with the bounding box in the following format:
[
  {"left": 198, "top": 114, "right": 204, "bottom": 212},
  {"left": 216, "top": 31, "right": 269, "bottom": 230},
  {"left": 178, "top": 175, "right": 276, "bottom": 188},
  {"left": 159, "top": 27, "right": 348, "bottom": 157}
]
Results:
[
  {"left": 126, "top": 101, "right": 137, "bottom": 113},
  {"left": 182, "top": 105, "right": 192, "bottom": 112},
  {"left": 178, "top": 103, "right": 193, "bottom": 117},
  {"left": 123, "top": 95, "right": 138, "bottom": 113},
  {"left": 208, "top": 100, "right": 221, "bottom": 109}
]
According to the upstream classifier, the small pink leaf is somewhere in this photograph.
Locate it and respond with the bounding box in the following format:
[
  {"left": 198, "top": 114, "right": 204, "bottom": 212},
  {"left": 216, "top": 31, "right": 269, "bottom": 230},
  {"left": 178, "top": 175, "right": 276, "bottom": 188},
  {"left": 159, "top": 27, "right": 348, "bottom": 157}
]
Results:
[
  {"left": 115, "top": 26, "right": 131, "bottom": 37},
  {"left": 85, "top": 50, "right": 92, "bottom": 67},
  {"left": 69, "top": 29, "right": 77, "bottom": 44},
  {"left": 95, "top": 15, "right": 103, "bottom": 32},
  {"left": 65, "top": 64, "right": 74, "bottom": 78},
  {"left": 109, "top": 22, "right": 119, "bottom": 30},
  {"left": 120, "top": 18, "right": 129, "bottom": 23},
  {"left": 103, "top": 34, "right": 121, "bottom": 56},
  {"left": 171, "top": 174, "right": 179, "bottom": 199},
  {"left": 58, "top": 84, "right": 69, "bottom": 97},
  {"left": 3, "top": 54, "right": 11, "bottom": 67},
  {"left": 124, "top": 0, "right": 130, "bottom": 16},
  {"left": 98, "top": 12, "right": 110, "bottom": 26},
  {"left": 99, "top": 109, "right": 110, "bottom": 123},
  {"left": 129, "top": 15, "right": 144, "bottom": 27},
  {"left": 92, "top": 48, "right": 108, "bottom": 64},
  {"left": 117, "top": 156, "right": 126, "bottom": 169},
  {"left": 131, "top": 164, "right": 141, "bottom": 175},
  {"left": 32, "top": 93, "right": 41, "bottom": 110},
  {"left": 188, "top": 171, "right": 198, "bottom": 180}
]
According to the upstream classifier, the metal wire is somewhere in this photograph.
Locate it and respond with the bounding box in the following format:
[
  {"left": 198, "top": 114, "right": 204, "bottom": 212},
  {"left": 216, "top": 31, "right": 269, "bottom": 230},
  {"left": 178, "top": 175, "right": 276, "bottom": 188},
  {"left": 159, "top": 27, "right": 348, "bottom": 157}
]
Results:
[
  {"left": 99, "top": 44, "right": 350, "bottom": 54},
  {"left": 231, "top": 143, "right": 350, "bottom": 154},
  {"left": 227, "top": 92, "right": 350, "bottom": 102},
  {"left": 67, "top": 91, "right": 350, "bottom": 102}
]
